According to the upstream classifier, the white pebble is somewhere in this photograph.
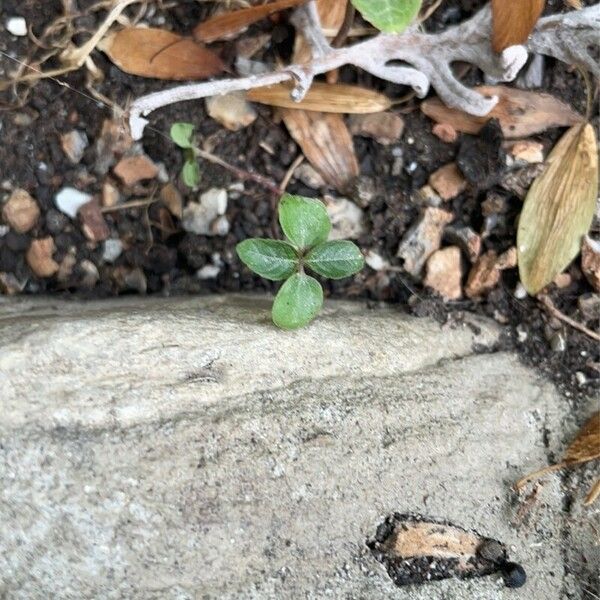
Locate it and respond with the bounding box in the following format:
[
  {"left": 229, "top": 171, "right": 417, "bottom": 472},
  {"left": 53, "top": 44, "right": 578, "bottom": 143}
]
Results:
[
  {"left": 102, "top": 239, "right": 123, "bottom": 263},
  {"left": 6, "top": 17, "right": 27, "bottom": 36},
  {"left": 55, "top": 187, "right": 92, "bottom": 218},
  {"left": 365, "top": 250, "right": 388, "bottom": 271},
  {"left": 514, "top": 283, "right": 527, "bottom": 299},
  {"left": 197, "top": 264, "right": 221, "bottom": 279}
]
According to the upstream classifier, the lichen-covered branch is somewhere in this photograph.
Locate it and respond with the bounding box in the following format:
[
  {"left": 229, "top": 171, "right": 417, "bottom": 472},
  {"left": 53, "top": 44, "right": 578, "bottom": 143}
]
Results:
[{"left": 129, "top": 2, "right": 599, "bottom": 140}]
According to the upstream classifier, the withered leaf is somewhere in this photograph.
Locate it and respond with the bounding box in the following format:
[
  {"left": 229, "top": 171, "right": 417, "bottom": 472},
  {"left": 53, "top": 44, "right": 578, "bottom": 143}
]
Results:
[
  {"left": 516, "top": 411, "right": 600, "bottom": 494},
  {"left": 492, "top": 0, "right": 545, "bottom": 53},
  {"left": 193, "top": 0, "right": 306, "bottom": 43},
  {"left": 421, "top": 86, "right": 583, "bottom": 139},
  {"left": 517, "top": 123, "right": 598, "bottom": 295},
  {"left": 99, "top": 28, "right": 224, "bottom": 80},
  {"left": 248, "top": 82, "right": 392, "bottom": 113},
  {"left": 281, "top": 109, "right": 359, "bottom": 192},
  {"left": 369, "top": 513, "right": 512, "bottom": 587}
]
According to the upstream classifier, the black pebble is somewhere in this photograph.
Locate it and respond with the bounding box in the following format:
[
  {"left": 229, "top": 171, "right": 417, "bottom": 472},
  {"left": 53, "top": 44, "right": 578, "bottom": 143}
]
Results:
[{"left": 501, "top": 562, "right": 527, "bottom": 588}]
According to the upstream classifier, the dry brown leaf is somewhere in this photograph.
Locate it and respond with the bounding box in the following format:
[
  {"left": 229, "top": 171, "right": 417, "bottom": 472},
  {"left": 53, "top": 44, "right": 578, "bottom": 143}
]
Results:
[
  {"left": 99, "top": 28, "right": 224, "bottom": 80},
  {"left": 421, "top": 86, "right": 582, "bottom": 139},
  {"left": 193, "top": 0, "right": 307, "bottom": 43},
  {"left": 281, "top": 109, "right": 358, "bottom": 192},
  {"left": 517, "top": 123, "right": 598, "bottom": 295},
  {"left": 492, "top": 0, "right": 545, "bottom": 53},
  {"left": 248, "top": 82, "right": 392, "bottom": 113},
  {"left": 516, "top": 411, "right": 600, "bottom": 494}
]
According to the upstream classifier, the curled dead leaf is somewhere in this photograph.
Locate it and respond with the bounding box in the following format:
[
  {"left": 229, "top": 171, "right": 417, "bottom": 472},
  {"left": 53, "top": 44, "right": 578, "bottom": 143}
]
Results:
[
  {"left": 248, "top": 82, "right": 392, "bottom": 114},
  {"left": 193, "top": 0, "right": 307, "bottom": 44},
  {"left": 99, "top": 28, "right": 224, "bottom": 80},
  {"left": 517, "top": 123, "right": 598, "bottom": 295},
  {"left": 492, "top": 0, "right": 545, "bottom": 53},
  {"left": 421, "top": 86, "right": 582, "bottom": 139},
  {"left": 516, "top": 411, "right": 600, "bottom": 500},
  {"left": 281, "top": 109, "right": 358, "bottom": 192}
]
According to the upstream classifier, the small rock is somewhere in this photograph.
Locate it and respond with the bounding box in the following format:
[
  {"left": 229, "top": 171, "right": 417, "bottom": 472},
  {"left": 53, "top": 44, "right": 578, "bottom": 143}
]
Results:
[
  {"left": 354, "top": 177, "right": 378, "bottom": 207},
  {"left": 428, "top": 163, "right": 467, "bottom": 201},
  {"left": 581, "top": 235, "right": 600, "bottom": 291},
  {"left": 457, "top": 119, "right": 506, "bottom": 189},
  {"left": 26, "top": 237, "right": 59, "bottom": 277},
  {"left": 432, "top": 123, "right": 458, "bottom": 144},
  {"left": 2, "top": 188, "right": 40, "bottom": 233},
  {"left": 0, "top": 272, "right": 26, "bottom": 295},
  {"left": 101, "top": 181, "right": 120, "bottom": 208},
  {"left": 465, "top": 250, "right": 502, "bottom": 299},
  {"left": 57, "top": 249, "right": 77, "bottom": 282},
  {"left": 348, "top": 112, "right": 404, "bottom": 145},
  {"left": 575, "top": 371, "right": 587, "bottom": 387},
  {"left": 55, "top": 187, "right": 92, "bottom": 218},
  {"left": 0, "top": 225, "right": 8, "bottom": 237},
  {"left": 294, "top": 163, "right": 326, "bottom": 190},
  {"left": 45, "top": 209, "right": 68, "bottom": 235},
  {"left": 365, "top": 250, "right": 388, "bottom": 271},
  {"left": 102, "top": 239, "right": 123, "bottom": 263},
  {"left": 211, "top": 215, "right": 230, "bottom": 236},
  {"left": 79, "top": 200, "right": 109, "bottom": 243},
  {"left": 206, "top": 92, "right": 257, "bottom": 131},
  {"left": 553, "top": 272, "right": 572, "bottom": 289},
  {"left": 160, "top": 183, "right": 183, "bottom": 219},
  {"left": 197, "top": 264, "right": 221, "bottom": 279},
  {"left": 324, "top": 196, "right": 365, "bottom": 240},
  {"left": 578, "top": 293, "right": 600, "bottom": 322},
  {"left": 549, "top": 330, "right": 567, "bottom": 353},
  {"left": 414, "top": 185, "right": 442, "bottom": 207},
  {"left": 5, "top": 17, "right": 27, "bottom": 36},
  {"left": 516, "top": 53, "right": 545, "bottom": 89},
  {"left": 113, "top": 266, "right": 147, "bottom": 294},
  {"left": 79, "top": 260, "right": 100, "bottom": 288},
  {"left": 444, "top": 225, "right": 481, "bottom": 263},
  {"left": 60, "top": 130, "right": 88, "bottom": 164},
  {"left": 500, "top": 163, "right": 545, "bottom": 198},
  {"left": 424, "top": 246, "right": 462, "bottom": 300},
  {"left": 13, "top": 113, "right": 34, "bottom": 127},
  {"left": 182, "top": 188, "right": 228, "bottom": 236},
  {"left": 507, "top": 140, "right": 544, "bottom": 164},
  {"left": 495, "top": 246, "right": 517, "bottom": 270},
  {"left": 516, "top": 324, "right": 528, "bottom": 343},
  {"left": 514, "top": 282, "right": 527, "bottom": 299},
  {"left": 95, "top": 119, "right": 133, "bottom": 175},
  {"left": 482, "top": 192, "right": 509, "bottom": 217},
  {"left": 113, "top": 155, "right": 158, "bottom": 186},
  {"left": 397, "top": 207, "right": 454, "bottom": 277}
]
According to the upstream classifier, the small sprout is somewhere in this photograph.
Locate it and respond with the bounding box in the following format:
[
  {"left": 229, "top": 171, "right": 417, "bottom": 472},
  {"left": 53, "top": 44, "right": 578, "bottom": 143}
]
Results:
[
  {"left": 170, "top": 122, "right": 201, "bottom": 188},
  {"left": 236, "top": 193, "right": 364, "bottom": 330}
]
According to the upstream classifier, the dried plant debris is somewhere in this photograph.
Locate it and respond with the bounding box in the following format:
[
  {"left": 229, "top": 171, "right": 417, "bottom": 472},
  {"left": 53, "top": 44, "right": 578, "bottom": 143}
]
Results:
[
  {"left": 368, "top": 514, "right": 525, "bottom": 588},
  {"left": 516, "top": 411, "right": 600, "bottom": 504}
]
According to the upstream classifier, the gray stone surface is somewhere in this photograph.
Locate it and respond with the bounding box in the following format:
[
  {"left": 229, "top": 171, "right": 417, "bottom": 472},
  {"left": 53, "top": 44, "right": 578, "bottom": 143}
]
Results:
[{"left": 0, "top": 296, "right": 587, "bottom": 599}]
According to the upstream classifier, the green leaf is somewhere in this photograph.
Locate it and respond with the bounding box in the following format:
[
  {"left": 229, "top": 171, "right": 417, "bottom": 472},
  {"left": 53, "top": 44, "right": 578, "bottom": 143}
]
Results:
[
  {"left": 350, "top": 0, "right": 422, "bottom": 33},
  {"left": 272, "top": 273, "right": 323, "bottom": 330},
  {"left": 181, "top": 159, "right": 201, "bottom": 188},
  {"left": 278, "top": 194, "right": 331, "bottom": 250},
  {"left": 517, "top": 123, "right": 598, "bottom": 295},
  {"left": 236, "top": 239, "right": 299, "bottom": 281},
  {"left": 305, "top": 240, "right": 365, "bottom": 279},
  {"left": 170, "top": 122, "right": 195, "bottom": 148}
]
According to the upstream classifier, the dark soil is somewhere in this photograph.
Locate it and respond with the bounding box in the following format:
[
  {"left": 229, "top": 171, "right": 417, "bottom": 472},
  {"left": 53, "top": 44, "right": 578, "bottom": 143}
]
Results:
[{"left": 0, "top": 0, "right": 598, "bottom": 406}]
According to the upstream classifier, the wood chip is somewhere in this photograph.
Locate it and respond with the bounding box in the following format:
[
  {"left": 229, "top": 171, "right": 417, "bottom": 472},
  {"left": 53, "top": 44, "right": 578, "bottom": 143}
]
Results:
[
  {"left": 2, "top": 188, "right": 40, "bottom": 233},
  {"left": 428, "top": 162, "right": 467, "bottom": 201},
  {"left": 26, "top": 237, "right": 59, "bottom": 277},
  {"left": 281, "top": 109, "right": 359, "bottom": 192},
  {"left": 160, "top": 183, "right": 183, "bottom": 219},
  {"left": 421, "top": 86, "right": 582, "bottom": 139}
]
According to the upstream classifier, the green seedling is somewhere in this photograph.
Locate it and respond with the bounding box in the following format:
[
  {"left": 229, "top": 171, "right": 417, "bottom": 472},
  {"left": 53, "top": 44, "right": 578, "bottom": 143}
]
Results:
[
  {"left": 170, "top": 122, "right": 201, "bottom": 188},
  {"left": 236, "top": 194, "right": 364, "bottom": 330}
]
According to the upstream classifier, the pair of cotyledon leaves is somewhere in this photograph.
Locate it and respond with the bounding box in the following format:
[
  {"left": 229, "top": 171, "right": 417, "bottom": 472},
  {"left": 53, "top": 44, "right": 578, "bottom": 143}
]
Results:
[
  {"left": 237, "top": 195, "right": 364, "bottom": 330},
  {"left": 170, "top": 122, "right": 202, "bottom": 187}
]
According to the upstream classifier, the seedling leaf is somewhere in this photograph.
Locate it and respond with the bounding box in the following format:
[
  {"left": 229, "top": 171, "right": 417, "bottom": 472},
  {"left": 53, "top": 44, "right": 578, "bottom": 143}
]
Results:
[
  {"left": 272, "top": 273, "right": 323, "bottom": 329},
  {"left": 350, "top": 0, "right": 422, "bottom": 33},
  {"left": 236, "top": 239, "right": 299, "bottom": 281},
  {"left": 517, "top": 123, "right": 598, "bottom": 295},
  {"left": 182, "top": 159, "right": 201, "bottom": 188},
  {"left": 305, "top": 240, "right": 364, "bottom": 279},
  {"left": 170, "top": 122, "right": 195, "bottom": 148},
  {"left": 278, "top": 194, "right": 331, "bottom": 250}
]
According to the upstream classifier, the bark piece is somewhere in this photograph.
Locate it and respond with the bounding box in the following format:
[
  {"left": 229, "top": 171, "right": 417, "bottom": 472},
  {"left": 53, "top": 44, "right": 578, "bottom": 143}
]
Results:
[
  {"left": 2, "top": 188, "right": 40, "bottom": 233},
  {"left": 26, "top": 237, "right": 59, "bottom": 277},
  {"left": 424, "top": 246, "right": 463, "bottom": 300},
  {"left": 397, "top": 207, "right": 454, "bottom": 277},
  {"left": 428, "top": 163, "right": 467, "bottom": 201}
]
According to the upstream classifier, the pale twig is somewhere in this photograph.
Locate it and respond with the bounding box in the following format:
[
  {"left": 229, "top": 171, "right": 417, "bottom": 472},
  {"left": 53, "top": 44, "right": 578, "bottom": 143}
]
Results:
[
  {"left": 538, "top": 294, "right": 600, "bottom": 343},
  {"left": 128, "top": 2, "right": 600, "bottom": 139},
  {"left": 280, "top": 154, "right": 304, "bottom": 192}
]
